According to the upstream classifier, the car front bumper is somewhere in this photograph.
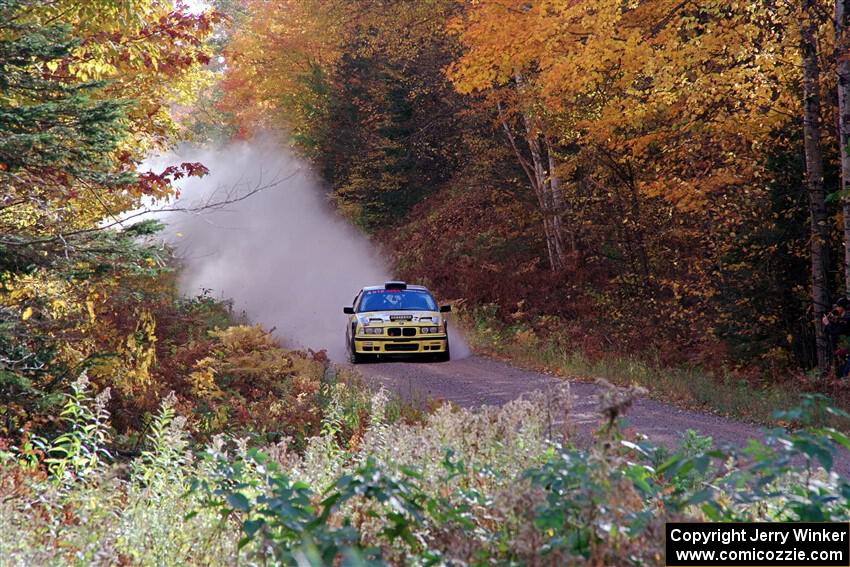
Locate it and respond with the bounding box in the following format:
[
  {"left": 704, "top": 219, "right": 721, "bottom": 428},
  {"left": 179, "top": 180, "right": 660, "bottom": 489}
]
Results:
[{"left": 354, "top": 336, "right": 448, "bottom": 354}]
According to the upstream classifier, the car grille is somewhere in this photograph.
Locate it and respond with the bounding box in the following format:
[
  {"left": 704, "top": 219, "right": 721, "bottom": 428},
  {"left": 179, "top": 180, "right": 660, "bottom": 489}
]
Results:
[
  {"left": 387, "top": 328, "right": 416, "bottom": 337},
  {"left": 385, "top": 343, "right": 418, "bottom": 352}
]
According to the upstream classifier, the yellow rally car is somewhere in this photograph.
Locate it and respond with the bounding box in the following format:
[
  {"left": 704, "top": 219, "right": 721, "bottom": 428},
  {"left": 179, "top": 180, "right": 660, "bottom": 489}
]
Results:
[{"left": 343, "top": 281, "right": 451, "bottom": 363}]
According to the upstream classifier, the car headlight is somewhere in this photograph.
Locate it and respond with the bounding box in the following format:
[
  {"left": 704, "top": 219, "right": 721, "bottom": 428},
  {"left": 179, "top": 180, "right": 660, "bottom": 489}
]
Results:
[
  {"left": 362, "top": 327, "right": 383, "bottom": 335},
  {"left": 420, "top": 326, "right": 439, "bottom": 334}
]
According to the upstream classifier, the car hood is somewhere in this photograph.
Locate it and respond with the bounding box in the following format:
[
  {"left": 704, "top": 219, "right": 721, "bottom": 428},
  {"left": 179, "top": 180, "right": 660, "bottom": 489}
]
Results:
[{"left": 356, "top": 310, "right": 441, "bottom": 325}]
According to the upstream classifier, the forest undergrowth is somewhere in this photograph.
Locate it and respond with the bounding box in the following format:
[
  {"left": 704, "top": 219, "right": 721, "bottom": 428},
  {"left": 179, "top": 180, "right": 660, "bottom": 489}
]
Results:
[{"left": 3, "top": 366, "right": 850, "bottom": 566}]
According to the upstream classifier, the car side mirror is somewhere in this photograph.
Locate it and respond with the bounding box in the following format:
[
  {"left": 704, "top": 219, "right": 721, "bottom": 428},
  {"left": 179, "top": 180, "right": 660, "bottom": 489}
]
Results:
[
  {"left": 440, "top": 305, "right": 452, "bottom": 313},
  {"left": 343, "top": 307, "right": 355, "bottom": 315}
]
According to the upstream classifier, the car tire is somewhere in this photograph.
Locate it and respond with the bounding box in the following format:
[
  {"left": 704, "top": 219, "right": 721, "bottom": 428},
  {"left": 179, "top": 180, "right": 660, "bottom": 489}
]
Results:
[
  {"left": 434, "top": 339, "right": 451, "bottom": 362},
  {"left": 349, "top": 342, "right": 365, "bottom": 364}
]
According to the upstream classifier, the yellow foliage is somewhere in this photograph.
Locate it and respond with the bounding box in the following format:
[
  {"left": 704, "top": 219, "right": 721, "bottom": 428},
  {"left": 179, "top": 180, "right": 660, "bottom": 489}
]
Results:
[
  {"left": 1, "top": 0, "right": 218, "bottom": 249},
  {"left": 447, "top": 0, "right": 799, "bottom": 210},
  {"left": 221, "top": 0, "right": 348, "bottom": 135},
  {"left": 90, "top": 309, "right": 158, "bottom": 395},
  {"left": 514, "top": 328, "right": 538, "bottom": 349},
  {"left": 213, "top": 324, "right": 280, "bottom": 353},
  {"left": 189, "top": 357, "right": 223, "bottom": 399}
]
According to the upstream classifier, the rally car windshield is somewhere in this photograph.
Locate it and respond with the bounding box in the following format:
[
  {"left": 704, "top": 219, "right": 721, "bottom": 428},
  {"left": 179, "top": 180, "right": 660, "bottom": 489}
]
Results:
[{"left": 357, "top": 289, "right": 438, "bottom": 312}]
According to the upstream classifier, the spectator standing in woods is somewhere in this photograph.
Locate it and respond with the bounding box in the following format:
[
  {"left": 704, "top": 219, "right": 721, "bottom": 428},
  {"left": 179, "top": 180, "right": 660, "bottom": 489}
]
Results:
[{"left": 823, "top": 298, "right": 850, "bottom": 377}]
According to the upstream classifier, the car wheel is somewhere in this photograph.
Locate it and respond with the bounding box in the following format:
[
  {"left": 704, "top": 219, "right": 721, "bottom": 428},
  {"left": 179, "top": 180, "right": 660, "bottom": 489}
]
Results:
[
  {"left": 349, "top": 341, "right": 365, "bottom": 364},
  {"left": 434, "top": 339, "right": 451, "bottom": 362}
]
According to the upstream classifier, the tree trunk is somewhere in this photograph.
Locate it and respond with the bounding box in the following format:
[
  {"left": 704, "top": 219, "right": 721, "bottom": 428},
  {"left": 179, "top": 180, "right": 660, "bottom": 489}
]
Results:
[
  {"left": 801, "top": 1, "right": 833, "bottom": 373},
  {"left": 497, "top": 98, "right": 567, "bottom": 271},
  {"left": 522, "top": 115, "right": 566, "bottom": 270},
  {"left": 836, "top": 0, "right": 850, "bottom": 293},
  {"left": 545, "top": 136, "right": 576, "bottom": 255}
]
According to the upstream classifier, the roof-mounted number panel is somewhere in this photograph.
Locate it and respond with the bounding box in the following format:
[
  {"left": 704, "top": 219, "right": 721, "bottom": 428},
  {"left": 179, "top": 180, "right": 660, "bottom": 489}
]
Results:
[{"left": 384, "top": 281, "right": 407, "bottom": 290}]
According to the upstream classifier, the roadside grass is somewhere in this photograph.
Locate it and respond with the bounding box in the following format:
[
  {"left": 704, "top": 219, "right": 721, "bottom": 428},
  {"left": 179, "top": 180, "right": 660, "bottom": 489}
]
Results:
[
  {"left": 5, "top": 371, "right": 850, "bottom": 565},
  {"left": 457, "top": 306, "right": 800, "bottom": 425}
]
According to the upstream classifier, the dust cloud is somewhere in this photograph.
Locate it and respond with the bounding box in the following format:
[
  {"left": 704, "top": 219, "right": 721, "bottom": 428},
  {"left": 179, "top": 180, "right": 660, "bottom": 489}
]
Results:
[{"left": 146, "top": 138, "right": 470, "bottom": 361}]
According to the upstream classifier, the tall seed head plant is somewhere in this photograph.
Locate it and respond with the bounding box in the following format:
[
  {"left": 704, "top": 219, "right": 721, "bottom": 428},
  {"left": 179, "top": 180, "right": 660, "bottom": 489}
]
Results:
[{"left": 31, "top": 374, "right": 112, "bottom": 485}]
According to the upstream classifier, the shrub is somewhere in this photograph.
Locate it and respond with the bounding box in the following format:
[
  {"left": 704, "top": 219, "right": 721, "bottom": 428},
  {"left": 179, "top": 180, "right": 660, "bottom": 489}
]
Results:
[{"left": 3, "top": 377, "right": 850, "bottom": 565}]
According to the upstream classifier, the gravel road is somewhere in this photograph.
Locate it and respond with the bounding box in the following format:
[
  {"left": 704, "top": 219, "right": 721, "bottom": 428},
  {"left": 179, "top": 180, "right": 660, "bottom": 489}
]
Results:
[{"left": 356, "top": 354, "right": 850, "bottom": 473}]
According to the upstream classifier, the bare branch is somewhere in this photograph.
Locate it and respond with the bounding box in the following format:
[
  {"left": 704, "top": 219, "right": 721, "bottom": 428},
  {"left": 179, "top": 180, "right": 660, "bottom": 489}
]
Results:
[
  {"left": 0, "top": 168, "right": 301, "bottom": 247},
  {"left": 497, "top": 101, "right": 538, "bottom": 189}
]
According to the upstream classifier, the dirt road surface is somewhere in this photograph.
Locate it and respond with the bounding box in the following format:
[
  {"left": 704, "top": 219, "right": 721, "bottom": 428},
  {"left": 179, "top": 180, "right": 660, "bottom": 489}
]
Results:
[{"left": 357, "top": 355, "right": 850, "bottom": 474}]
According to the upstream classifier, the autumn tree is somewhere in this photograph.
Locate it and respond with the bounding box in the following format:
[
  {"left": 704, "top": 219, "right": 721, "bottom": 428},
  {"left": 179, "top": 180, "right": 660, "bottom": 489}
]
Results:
[
  {"left": 214, "top": 0, "right": 850, "bottom": 376},
  {"left": 445, "top": 0, "right": 847, "bottom": 368},
  {"left": 796, "top": 0, "right": 833, "bottom": 371},
  {"left": 834, "top": 0, "right": 850, "bottom": 301},
  {"left": 221, "top": 0, "right": 466, "bottom": 228},
  {"left": 219, "top": 0, "right": 347, "bottom": 145},
  {"left": 446, "top": 1, "right": 575, "bottom": 271},
  {"left": 0, "top": 0, "right": 218, "bottom": 434}
]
